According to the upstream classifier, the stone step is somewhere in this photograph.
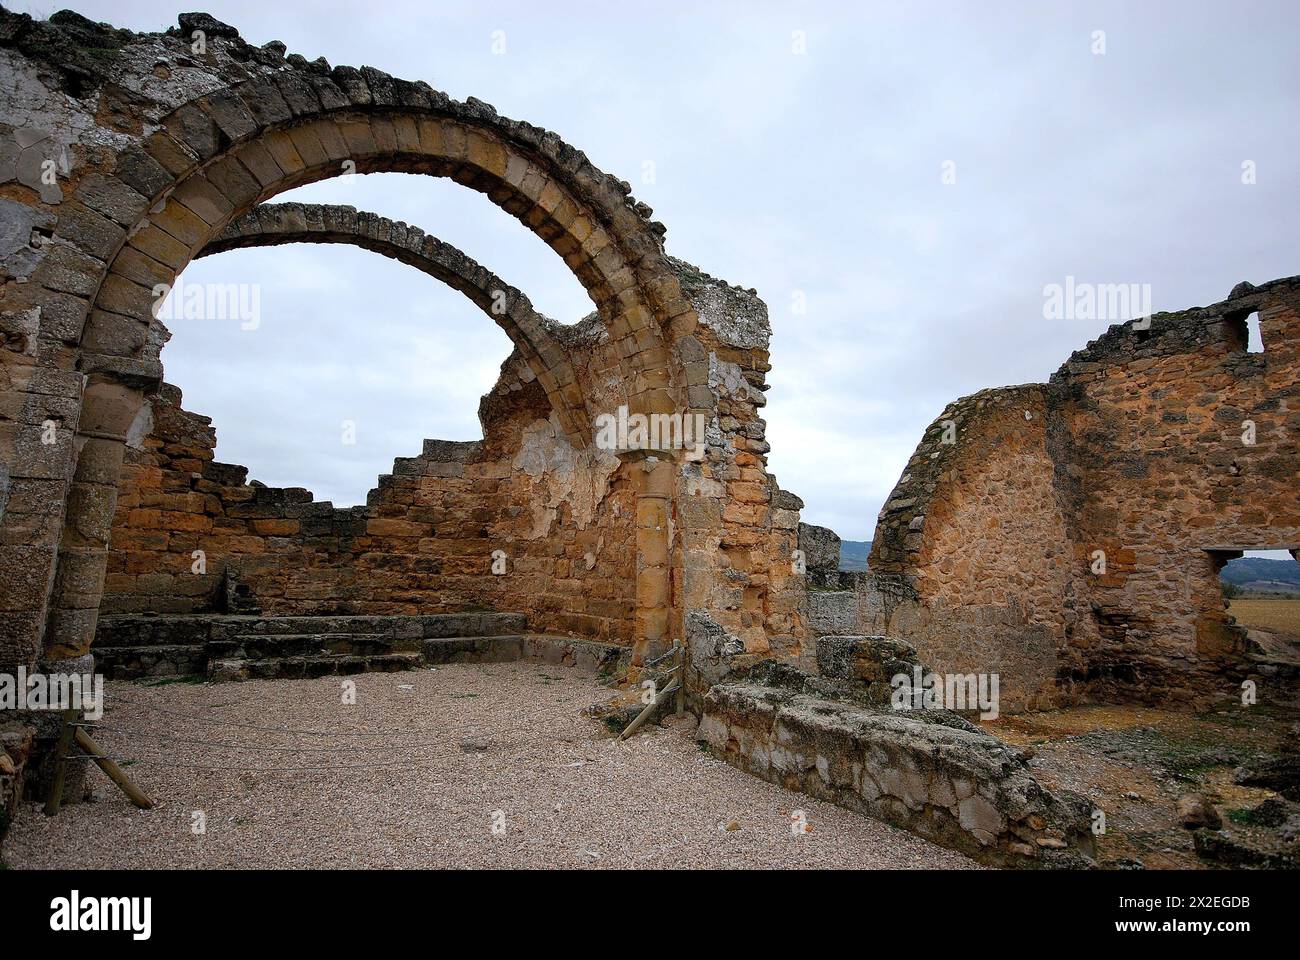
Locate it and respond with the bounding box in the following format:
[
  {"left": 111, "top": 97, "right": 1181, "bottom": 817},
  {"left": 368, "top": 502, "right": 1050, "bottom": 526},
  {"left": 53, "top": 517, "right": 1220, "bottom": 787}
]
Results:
[
  {"left": 94, "top": 616, "right": 214, "bottom": 649},
  {"left": 208, "top": 615, "right": 422, "bottom": 643},
  {"left": 210, "top": 612, "right": 527, "bottom": 640},
  {"left": 210, "top": 632, "right": 399, "bottom": 660},
  {"left": 807, "top": 590, "right": 858, "bottom": 636},
  {"left": 209, "top": 652, "right": 423, "bottom": 682},
  {"left": 94, "top": 612, "right": 531, "bottom": 651},
  {"left": 96, "top": 644, "right": 211, "bottom": 681},
  {"left": 422, "top": 634, "right": 629, "bottom": 673},
  {"left": 421, "top": 612, "right": 528, "bottom": 638},
  {"left": 93, "top": 615, "right": 617, "bottom": 684}
]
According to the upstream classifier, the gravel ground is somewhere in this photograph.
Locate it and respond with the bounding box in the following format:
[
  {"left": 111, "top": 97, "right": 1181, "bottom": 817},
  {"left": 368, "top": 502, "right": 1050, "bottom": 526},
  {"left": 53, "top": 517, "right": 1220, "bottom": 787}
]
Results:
[{"left": 6, "top": 663, "right": 979, "bottom": 870}]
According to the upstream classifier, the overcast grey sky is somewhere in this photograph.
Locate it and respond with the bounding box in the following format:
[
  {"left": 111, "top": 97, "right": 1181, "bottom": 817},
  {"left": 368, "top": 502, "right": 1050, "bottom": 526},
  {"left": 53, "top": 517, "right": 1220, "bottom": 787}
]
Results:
[{"left": 49, "top": 1, "right": 1300, "bottom": 541}]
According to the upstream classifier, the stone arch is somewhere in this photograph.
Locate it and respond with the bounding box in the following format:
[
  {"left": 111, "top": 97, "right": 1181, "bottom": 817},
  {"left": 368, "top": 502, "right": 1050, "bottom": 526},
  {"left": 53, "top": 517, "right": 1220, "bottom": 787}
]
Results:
[
  {"left": 77, "top": 75, "right": 693, "bottom": 410},
  {"left": 36, "top": 49, "right": 706, "bottom": 663},
  {"left": 196, "top": 201, "right": 587, "bottom": 444}
]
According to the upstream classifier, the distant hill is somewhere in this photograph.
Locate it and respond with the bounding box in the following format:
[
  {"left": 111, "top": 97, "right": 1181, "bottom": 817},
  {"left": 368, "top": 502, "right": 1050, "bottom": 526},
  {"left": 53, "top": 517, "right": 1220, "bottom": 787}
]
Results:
[
  {"left": 839, "top": 540, "right": 871, "bottom": 571},
  {"left": 838, "top": 541, "right": 1298, "bottom": 594},
  {"left": 1221, "top": 556, "right": 1300, "bottom": 595}
]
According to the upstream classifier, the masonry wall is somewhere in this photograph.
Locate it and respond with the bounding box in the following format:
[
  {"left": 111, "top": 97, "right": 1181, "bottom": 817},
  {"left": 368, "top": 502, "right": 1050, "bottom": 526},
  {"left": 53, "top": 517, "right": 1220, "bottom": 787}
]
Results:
[
  {"left": 103, "top": 357, "right": 639, "bottom": 644},
  {"left": 1061, "top": 279, "right": 1300, "bottom": 704},
  {"left": 674, "top": 262, "right": 809, "bottom": 666},
  {"left": 100, "top": 256, "right": 810, "bottom": 657},
  {"left": 861, "top": 277, "right": 1300, "bottom": 710},
  {"left": 859, "top": 385, "right": 1085, "bottom": 712},
  {"left": 0, "top": 8, "right": 809, "bottom": 693}
]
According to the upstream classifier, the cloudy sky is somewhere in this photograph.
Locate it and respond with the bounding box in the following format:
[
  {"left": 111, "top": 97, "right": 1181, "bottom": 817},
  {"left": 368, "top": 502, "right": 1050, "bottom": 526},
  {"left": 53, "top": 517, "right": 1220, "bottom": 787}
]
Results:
[{"left": 52, "top": 1, "right": 1300, "bottom": 542}]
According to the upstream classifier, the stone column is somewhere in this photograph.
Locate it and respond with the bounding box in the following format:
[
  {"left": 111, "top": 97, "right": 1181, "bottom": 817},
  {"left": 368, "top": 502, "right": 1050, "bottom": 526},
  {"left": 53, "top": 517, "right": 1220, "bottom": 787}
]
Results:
[
  {"left": 0, "top": 361, "right": 83, "bottom": 675},
  {"left": 41, "top": 376, "right": 148, "bottom": 669},
  {"left": 632, "top": 455, "right": 674, "bottom": 670}
]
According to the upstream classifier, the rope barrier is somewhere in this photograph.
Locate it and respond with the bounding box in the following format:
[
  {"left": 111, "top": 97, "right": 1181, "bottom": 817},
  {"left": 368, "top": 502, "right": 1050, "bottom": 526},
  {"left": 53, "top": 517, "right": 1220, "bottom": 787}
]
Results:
[
  {"left": 104, "top": 690, "right": 577, "bottom": 741},
  {"left": 70, "top": 678, "right": 615, "bottom": 775},
  {"left": 60, "top": 738, "right": 585, "bottom": 773},
  {"left": 72, "top": 698, "right": 589, "bottom": 756}
]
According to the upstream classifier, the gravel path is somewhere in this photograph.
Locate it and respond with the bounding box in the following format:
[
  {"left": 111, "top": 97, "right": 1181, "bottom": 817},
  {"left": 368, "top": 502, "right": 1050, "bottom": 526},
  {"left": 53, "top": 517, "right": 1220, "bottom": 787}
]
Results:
[{"left": 6, "top": 663, "right": 979, "bottom": 870}]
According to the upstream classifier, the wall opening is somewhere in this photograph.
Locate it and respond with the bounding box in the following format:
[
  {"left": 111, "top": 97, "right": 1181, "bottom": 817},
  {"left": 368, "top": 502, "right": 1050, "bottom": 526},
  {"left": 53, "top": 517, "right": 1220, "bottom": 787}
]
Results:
[
  {"left": 1220, "top": 548, "right": 1300, "bottom": 596},
  {"left": 1212, "top": 547, "right": 1300, "bottom": 651},
  {"left": 1226, "top": 309, "right": 1265, "bottom": 353}
]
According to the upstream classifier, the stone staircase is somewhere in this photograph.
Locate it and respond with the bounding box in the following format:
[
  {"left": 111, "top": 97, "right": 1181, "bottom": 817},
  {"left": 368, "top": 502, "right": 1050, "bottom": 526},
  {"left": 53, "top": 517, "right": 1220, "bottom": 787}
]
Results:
[
  {"left": 93, "top": 612, "right": 627, "bottom": 682},
  {"left": 205, "top": 614, "right": 429, "bottom": 681}
]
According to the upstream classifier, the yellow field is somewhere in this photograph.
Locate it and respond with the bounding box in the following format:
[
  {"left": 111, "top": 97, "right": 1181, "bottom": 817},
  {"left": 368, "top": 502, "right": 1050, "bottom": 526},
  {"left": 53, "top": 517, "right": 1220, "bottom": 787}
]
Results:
[{"left": 1229, "top": 598, "right": 1300, "bottom": 641}]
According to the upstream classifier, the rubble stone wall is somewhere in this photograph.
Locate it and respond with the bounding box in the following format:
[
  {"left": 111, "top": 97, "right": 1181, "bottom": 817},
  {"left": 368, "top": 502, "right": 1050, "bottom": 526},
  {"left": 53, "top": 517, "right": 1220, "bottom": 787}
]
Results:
[
  {"left": 676, "top": 262, "right": 809, "bottom": 662},
  {"left": 863, "top": 278, "right": 1300, "bottom": 709},
  {"left": 699, "top": 672, "right": 1096, "bottom": 867},
  {"left": 103, "top": 376, "right": 640, "bottom": 642}
]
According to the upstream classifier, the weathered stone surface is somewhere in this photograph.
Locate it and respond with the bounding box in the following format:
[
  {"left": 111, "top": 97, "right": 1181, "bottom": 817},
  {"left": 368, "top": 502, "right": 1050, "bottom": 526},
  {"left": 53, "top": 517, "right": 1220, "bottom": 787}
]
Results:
[
  {"left": 816, "top": 634, "right": 919, "bottom": 693},
  {"left": 798, "top": 521, "right": 840, "bottom": 573},
  {"left": 857, "top": 280, "right": 1300, "bottom": 711},
  {"left": 1177, "top": 792, "right": 1223, "bottom": 830},
  {"left": 0, "top": 199, "right": 54, "bottom": 280},
  {"left": 807, "top": 590, "right": 857, "bottom": 636},
  {"left": 1233, "top": 724, "right": 1300, "bottom": 800},
  {"left": 177, "top": 12, "right": 241, "bottom": 40},
  {"left": 1194, "top": 823, "right": 1300, "bottom": 869},
  {"left": 699, "top": 670, "right": 1095, "bottom": 867}
]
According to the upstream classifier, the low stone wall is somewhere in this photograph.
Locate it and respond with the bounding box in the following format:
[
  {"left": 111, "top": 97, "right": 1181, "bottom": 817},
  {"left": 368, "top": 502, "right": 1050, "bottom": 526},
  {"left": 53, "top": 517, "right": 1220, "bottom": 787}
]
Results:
[{"left": 699, "top": 666, "right": 1095, "bottom": 867}]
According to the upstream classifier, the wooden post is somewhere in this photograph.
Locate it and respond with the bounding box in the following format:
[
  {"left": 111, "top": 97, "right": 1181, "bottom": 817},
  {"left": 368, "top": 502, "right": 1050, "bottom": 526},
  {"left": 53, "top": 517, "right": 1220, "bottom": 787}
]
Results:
[
  {"left": 618, "top": 678, "right": 680, "bottom": 742},
  {"left": 675, "top": 640, "right": 686, "bottom": 716},
  {"left": 42, "top": 708, "right": 78, "bottom": 816},
  {"left": 74, "top": 727, "right": 154, "bottom": 810}
]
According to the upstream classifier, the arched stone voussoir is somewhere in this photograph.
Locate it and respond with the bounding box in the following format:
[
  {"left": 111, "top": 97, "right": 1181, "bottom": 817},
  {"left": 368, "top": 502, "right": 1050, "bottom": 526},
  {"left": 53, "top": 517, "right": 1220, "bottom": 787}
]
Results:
[
  {"left": 84, "top": 101, "right": 696, "bottom": 427},
  {"left": 197, "top": 201, "right": 588, "bottom": 446}
]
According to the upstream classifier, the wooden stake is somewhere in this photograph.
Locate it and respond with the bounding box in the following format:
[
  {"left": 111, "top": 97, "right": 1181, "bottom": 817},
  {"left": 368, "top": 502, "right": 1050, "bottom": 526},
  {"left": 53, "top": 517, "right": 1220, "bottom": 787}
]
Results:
[
  {"left": 619, "top": 678, "right": 680, "bottom": 742},
  {"left": 675, "top": 641, "right": 686, "bottom": 716},
  {"left": 74, "top": 726, "right": 155, "bottom": 810},
  {"left": 42, "top": 708, "right": 78, "bottom": 816}
]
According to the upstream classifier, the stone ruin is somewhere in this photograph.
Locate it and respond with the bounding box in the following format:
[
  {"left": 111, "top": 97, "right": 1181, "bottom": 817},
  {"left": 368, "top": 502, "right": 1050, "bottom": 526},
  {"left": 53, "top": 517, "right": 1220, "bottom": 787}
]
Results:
[
  {"left": 826, "top": 278, "right": 1300, "bottom": 714},
  {"left": 0, "top": 10, "right": 1296, "bottom": 867}
]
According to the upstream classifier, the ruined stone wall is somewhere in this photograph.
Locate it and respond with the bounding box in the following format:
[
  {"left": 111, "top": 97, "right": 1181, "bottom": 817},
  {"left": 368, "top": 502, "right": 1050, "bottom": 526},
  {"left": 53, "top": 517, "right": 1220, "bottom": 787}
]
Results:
[
  {"left": 0, "top": 8, "right": 704, "bottom": 675},
  {"left": 860, "top": 385, "right": 1083, "bottom": 711},
  {"left": 1059, "top": 278, "right": 1300, "bottom": 703},
  {"left": 674, "top": 262, "right": 808, "bottom": 675},
  {"left": 862, "top": 278, "right": 1300, "bottom": 710},
  {"left": 98, "top": 247, "right": 805, "bottom": 659},
  {"left": 103, "top": 362, "right": 639, "bottom": 642},
  {"left": 0, "top": 9, "right": 817, "bottom": 683}
]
